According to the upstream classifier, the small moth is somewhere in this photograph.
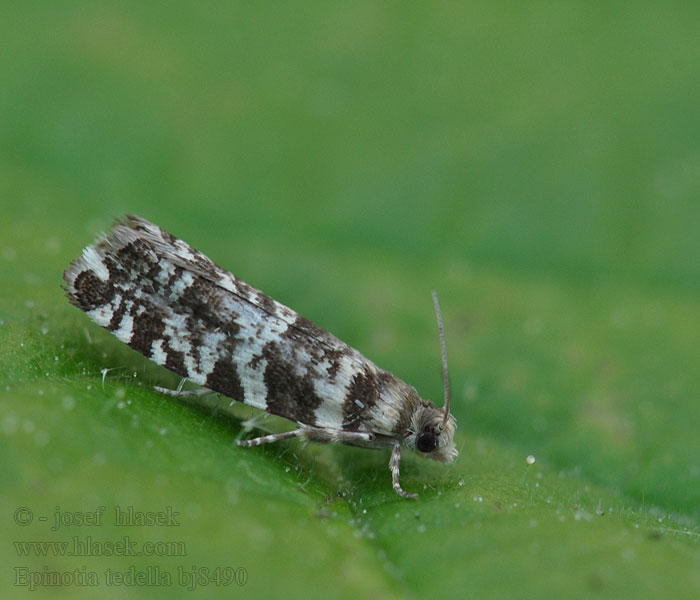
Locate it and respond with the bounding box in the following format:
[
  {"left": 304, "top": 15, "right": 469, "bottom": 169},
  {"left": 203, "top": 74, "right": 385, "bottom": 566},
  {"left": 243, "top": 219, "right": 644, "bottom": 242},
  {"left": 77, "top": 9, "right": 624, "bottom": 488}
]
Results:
[{"left": 63, "top": 215, "right": 457, "bottom": 498}]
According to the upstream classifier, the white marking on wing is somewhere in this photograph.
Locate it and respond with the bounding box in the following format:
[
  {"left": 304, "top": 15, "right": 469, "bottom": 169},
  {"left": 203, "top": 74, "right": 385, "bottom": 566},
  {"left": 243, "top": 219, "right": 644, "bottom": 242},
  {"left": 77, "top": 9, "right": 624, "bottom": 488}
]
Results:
[
  {"left": 150, "top": 339, "right": 168, "bottom": 366},
  {"left": 81, "top": 246, "right": 110, "bottom": 281}
]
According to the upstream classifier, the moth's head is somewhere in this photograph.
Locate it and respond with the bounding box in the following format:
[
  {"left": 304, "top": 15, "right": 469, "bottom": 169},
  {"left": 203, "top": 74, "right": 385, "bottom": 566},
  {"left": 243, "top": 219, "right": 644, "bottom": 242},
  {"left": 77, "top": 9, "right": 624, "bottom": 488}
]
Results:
[
  {"left": 404, "top": 290, "right": 458, "bottom": 463},
  {"left": 405, "top": 403, "right": 457, "bottom": 463}
]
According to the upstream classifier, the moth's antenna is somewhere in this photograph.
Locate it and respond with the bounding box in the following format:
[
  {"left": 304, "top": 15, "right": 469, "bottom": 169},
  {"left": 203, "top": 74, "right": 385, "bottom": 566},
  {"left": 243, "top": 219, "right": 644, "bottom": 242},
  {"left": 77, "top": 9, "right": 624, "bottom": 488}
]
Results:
[{"left": 431, "top": 290, "right": 451, "bottom": 427}]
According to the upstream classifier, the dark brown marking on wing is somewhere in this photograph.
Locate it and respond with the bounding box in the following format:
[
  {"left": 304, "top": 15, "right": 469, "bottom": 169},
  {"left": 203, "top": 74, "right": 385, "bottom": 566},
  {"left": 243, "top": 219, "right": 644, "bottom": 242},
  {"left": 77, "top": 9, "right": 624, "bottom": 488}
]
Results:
[
  {"left": 128, "top": 307, "right": 166, "bottom": 356},
  {"left": 165, "top": 349, "right": 187, "bottom": 378},
  {"left": 342, "top": 366, "right": 381, "bottom": 431},
  {"left": 324, "top": 347, "right": 345, "bottom": 380},
  {"left": 280, "top": 315, "right": 351, "bottom": 383},
  {"left": 116, "top": 239, "right": 158, "bottom": 280},
  {"left": 256, "top": 291, "right": 278, "bottom": 316},
  {"left": 71, "top": 270, "right": 115, "bottom": 311},
  {"left": 263, "top": 342, "right": 323, "bottom": 425},
  {"left": 181, "top": 278, "right": 241, "bottom": 338},
  {"left": 108, "top": 299, "right": 128, "bottom": 331},
  {"left": 206, "top": 359, "right": 245, "bottom": 402}
]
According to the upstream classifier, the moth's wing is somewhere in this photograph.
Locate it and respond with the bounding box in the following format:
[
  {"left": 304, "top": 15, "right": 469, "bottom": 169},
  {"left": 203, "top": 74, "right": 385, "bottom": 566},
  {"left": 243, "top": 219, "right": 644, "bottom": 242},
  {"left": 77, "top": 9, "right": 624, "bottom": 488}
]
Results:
[{"left": 64, "top": 215, "right": 401, "bottom": 434}]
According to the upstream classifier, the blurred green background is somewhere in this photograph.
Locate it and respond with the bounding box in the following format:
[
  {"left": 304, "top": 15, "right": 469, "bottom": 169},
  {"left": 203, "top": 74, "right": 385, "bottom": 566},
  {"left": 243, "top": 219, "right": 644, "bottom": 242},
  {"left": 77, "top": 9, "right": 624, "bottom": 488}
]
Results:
[{"left": 2, "top": 2, "right": 699, "bottom": 598}]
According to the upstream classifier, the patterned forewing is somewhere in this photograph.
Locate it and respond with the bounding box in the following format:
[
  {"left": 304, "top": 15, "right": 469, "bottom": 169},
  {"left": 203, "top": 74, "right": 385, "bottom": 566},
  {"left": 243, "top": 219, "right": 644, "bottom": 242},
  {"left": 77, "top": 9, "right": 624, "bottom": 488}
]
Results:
[{"left": 64, "top": 216, "right": 396, "bottom": 431}]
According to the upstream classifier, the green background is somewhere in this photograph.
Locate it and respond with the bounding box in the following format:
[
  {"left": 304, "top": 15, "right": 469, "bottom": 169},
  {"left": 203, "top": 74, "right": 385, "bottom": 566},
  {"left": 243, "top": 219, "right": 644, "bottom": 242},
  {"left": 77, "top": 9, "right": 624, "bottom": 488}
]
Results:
[{"left": 2, "top": 2, "right": 699, "bottom": 598}]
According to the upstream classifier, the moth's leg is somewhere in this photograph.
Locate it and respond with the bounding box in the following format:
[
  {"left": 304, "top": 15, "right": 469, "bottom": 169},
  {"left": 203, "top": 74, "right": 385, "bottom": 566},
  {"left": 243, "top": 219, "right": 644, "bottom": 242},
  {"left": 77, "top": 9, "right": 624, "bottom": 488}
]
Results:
[
  {"left": 240, "top": 411, "right": 273, "bottom": 435},
  {"left": 237, "top": 429, "right": 303, "bottom": 447},
  {"left": 238, "top": 426, "right": 372, "bottom": 451},
  {"left": 301, "top": 426, "right": 374, "bottom": 445},
  {"left": 390, "top": 444, "right": 419, "bottom": 499},
  {"left": 154, "top": 385, "right": 214, "bottom": 398}
]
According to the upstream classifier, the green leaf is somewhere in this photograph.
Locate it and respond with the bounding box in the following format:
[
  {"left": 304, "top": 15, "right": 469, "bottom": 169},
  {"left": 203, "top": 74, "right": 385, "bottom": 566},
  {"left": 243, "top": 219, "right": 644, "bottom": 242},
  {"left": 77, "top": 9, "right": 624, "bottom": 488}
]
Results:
[{"left": 2, "top": 2, "right": 700, "bottom": 598}]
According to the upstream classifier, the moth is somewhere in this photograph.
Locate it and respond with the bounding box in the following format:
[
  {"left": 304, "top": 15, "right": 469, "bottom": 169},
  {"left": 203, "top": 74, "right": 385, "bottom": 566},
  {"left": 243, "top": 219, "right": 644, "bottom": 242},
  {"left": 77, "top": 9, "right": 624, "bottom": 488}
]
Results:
[{"left": 63, "top": 215, "right": 457, "bottom": 498}]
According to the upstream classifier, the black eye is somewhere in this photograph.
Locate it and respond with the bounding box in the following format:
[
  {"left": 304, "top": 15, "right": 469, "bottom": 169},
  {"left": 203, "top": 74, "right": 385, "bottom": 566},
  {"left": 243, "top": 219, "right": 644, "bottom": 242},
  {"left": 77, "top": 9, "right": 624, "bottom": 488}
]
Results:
[{"left": 416, "top": 431, "right": 438, "bottom": 453}]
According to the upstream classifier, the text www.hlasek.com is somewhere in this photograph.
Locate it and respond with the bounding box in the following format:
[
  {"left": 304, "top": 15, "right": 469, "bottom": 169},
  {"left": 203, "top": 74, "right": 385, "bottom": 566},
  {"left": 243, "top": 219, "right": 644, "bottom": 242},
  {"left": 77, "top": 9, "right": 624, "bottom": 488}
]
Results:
[{"left": 14, "top": 536, "right": 186, "bottom": 557}]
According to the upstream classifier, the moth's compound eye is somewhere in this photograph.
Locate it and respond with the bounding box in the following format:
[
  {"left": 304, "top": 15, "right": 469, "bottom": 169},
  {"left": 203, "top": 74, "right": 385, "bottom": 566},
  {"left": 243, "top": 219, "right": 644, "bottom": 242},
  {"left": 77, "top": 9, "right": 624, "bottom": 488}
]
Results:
[{"left": 416, "top": 431, "right": 438, "bottom": 453}]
